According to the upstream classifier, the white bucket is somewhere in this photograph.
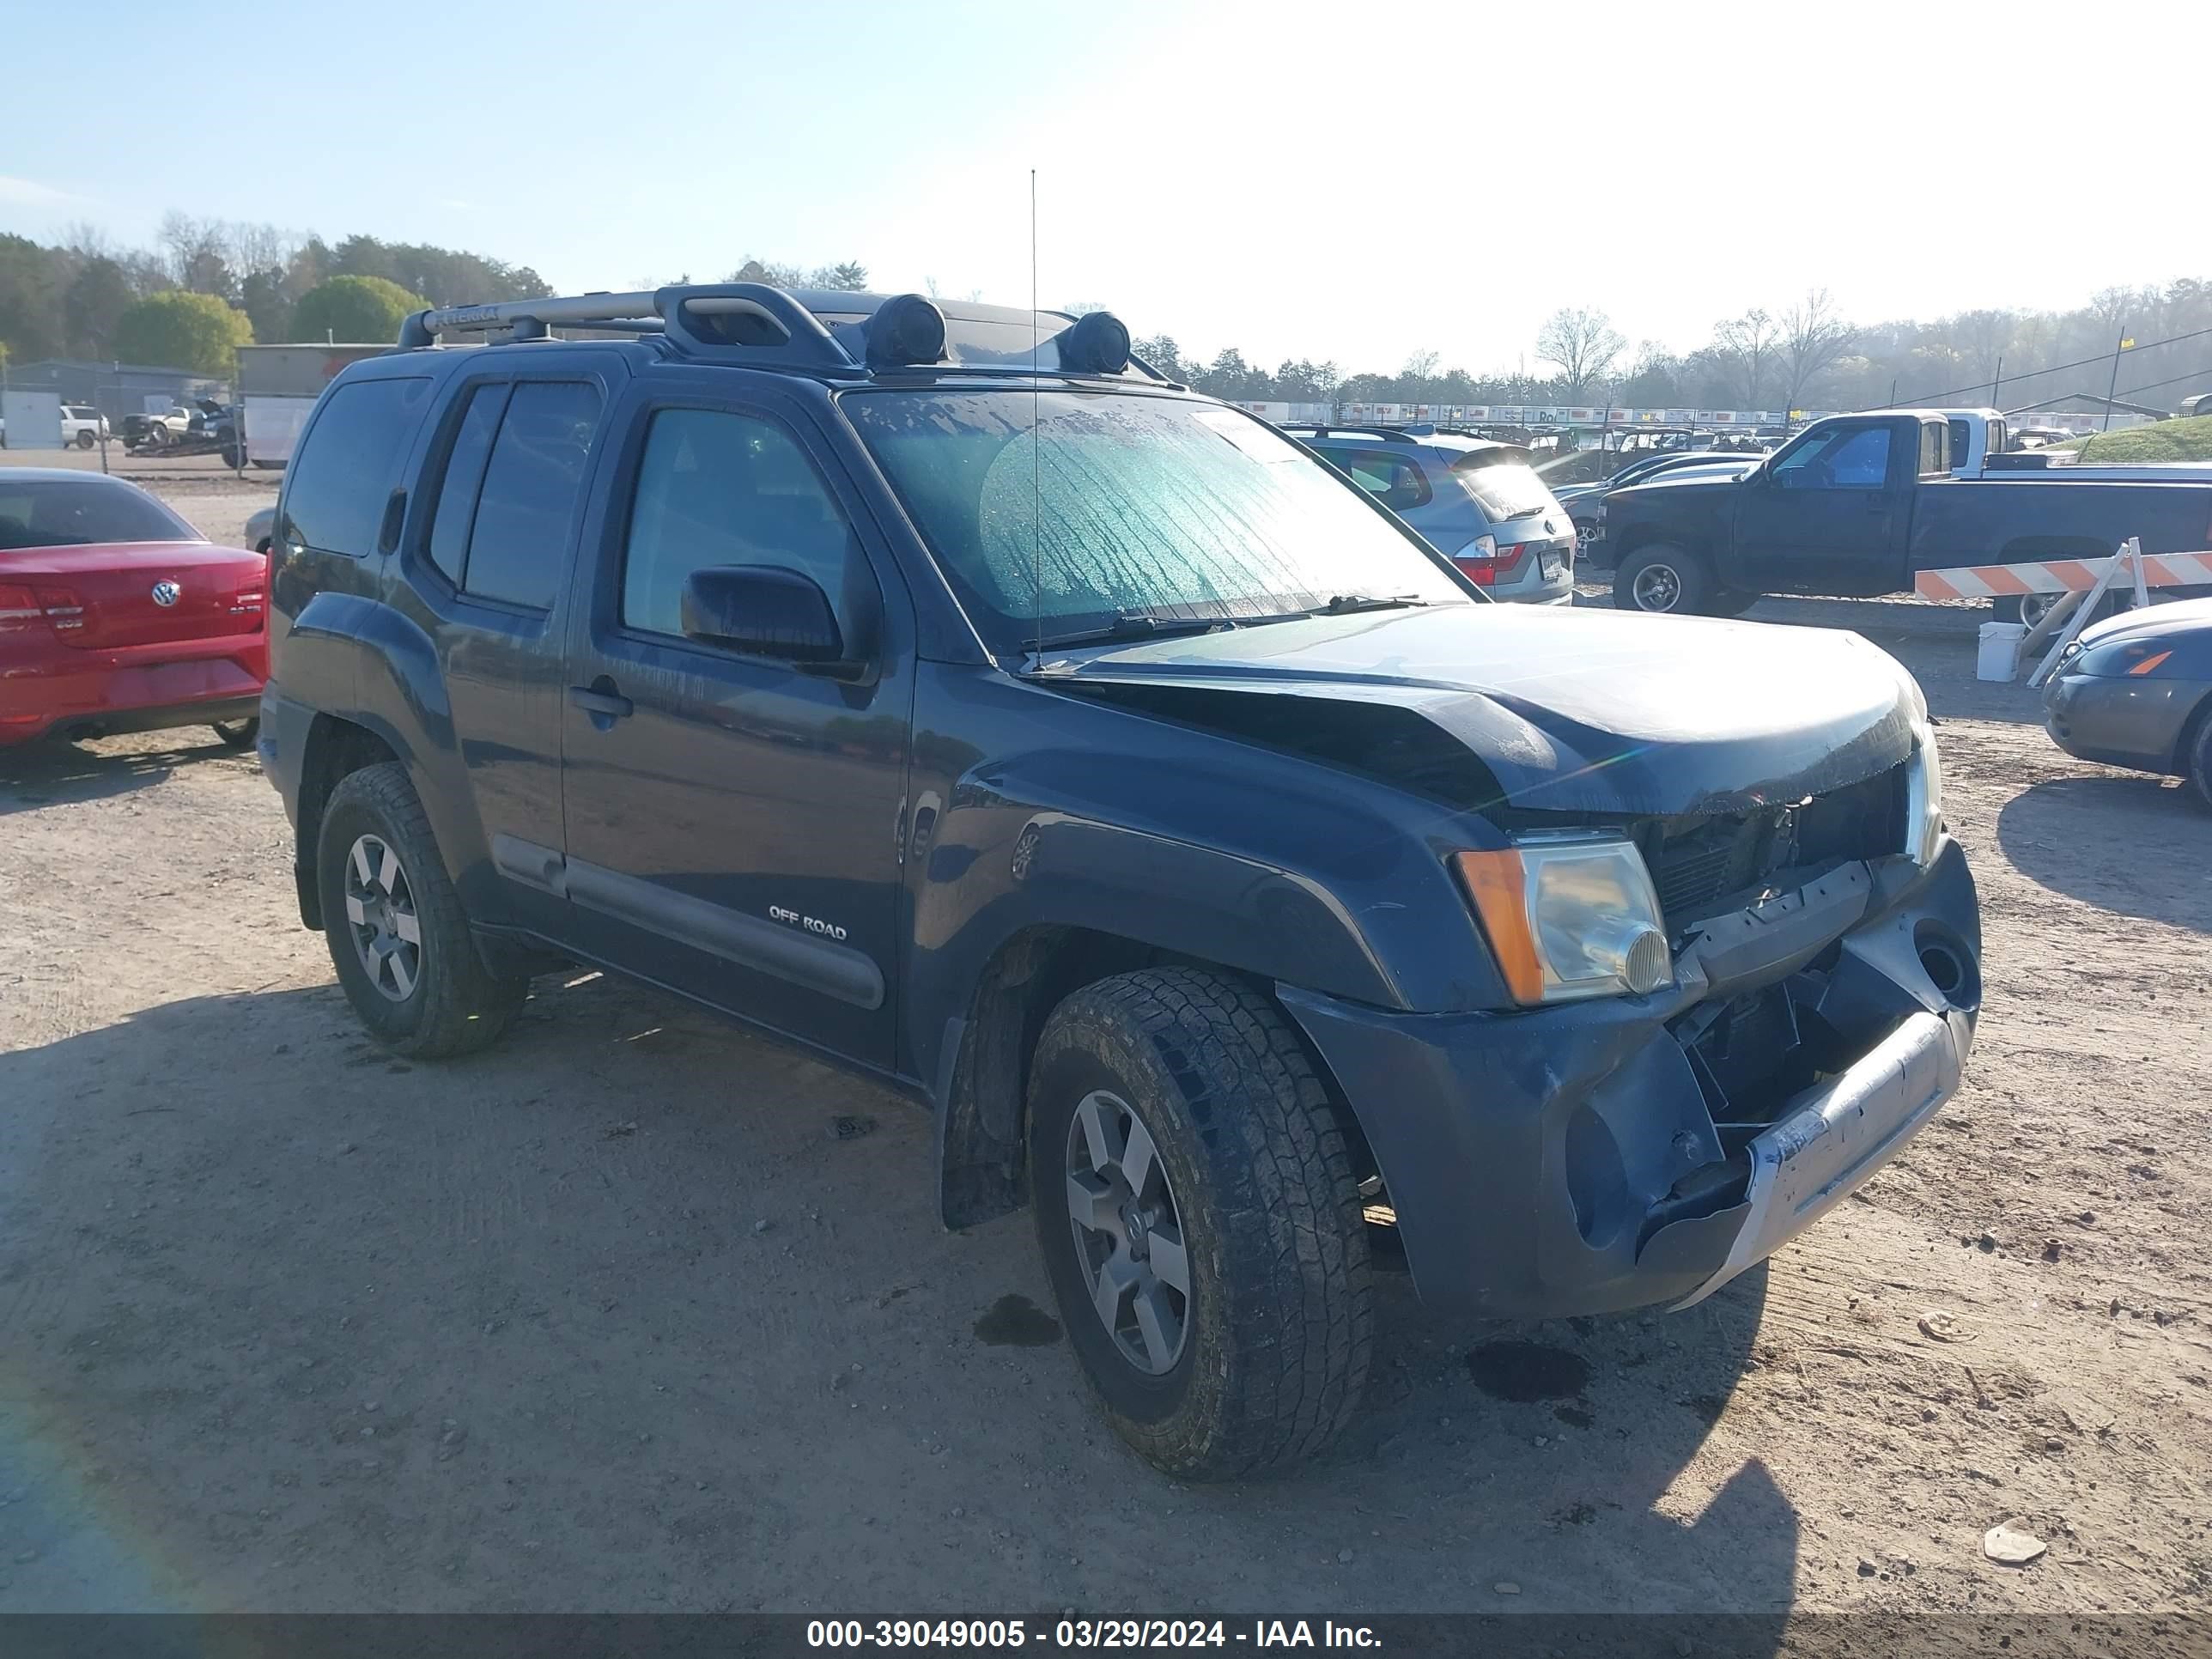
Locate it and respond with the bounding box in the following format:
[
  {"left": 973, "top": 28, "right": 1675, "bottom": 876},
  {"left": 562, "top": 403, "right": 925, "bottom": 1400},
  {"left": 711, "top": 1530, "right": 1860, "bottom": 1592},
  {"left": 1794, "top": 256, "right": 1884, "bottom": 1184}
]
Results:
[{"left": 1978, "top": 620, "right": 2027, "bottom": 682}]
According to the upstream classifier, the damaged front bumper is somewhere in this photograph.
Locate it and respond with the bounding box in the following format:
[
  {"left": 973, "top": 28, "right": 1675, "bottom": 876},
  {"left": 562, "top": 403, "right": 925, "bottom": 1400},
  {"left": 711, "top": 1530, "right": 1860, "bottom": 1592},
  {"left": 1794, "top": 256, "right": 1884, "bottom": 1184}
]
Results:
[{"left": 1279, "top": 836, "right": 1979, "bottom": 1320}]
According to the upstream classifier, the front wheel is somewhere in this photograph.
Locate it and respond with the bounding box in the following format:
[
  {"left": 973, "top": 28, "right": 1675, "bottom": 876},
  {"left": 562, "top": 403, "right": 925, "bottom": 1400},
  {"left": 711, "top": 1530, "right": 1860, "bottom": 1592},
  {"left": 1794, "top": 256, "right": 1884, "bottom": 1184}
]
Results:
[
  {"left": 316, "top": 762, "right": 527, "bottom": 1057},
  {"left": 2186, "top": 710, "right": 2212, "bottom": 812},
  {"left": 1029, "top": 968, "right": 1373, "bottom": 1480},
  {"left": 210, "top": 717, "right": 258, "bottom": 750},
  {"left": 75, "top": 429, "right": 95, "bottom": 450},
  {"left": 1613, "top": 543, "right": 1713, "bottom": 614}
]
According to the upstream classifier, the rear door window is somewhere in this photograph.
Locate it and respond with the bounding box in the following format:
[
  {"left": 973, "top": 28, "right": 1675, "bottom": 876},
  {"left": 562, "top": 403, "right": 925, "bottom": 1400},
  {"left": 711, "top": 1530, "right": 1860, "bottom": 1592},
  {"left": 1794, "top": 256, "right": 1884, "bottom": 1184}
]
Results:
[
  {"left": 1322, "top": 447, "right": 1431, "bottom": 512},
  {"left": 457, "top": 381, "right": 604, "bottom": 610},
  {"left": 283, "top": 378, "right": 431, "bottom": 556}
]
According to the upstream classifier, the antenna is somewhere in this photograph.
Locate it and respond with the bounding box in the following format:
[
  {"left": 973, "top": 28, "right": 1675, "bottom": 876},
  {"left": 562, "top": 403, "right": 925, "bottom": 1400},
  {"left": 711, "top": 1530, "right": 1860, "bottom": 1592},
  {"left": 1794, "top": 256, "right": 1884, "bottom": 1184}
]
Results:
[{"left": 1030, "top": 167, "right": 1042, "bottom": 666}]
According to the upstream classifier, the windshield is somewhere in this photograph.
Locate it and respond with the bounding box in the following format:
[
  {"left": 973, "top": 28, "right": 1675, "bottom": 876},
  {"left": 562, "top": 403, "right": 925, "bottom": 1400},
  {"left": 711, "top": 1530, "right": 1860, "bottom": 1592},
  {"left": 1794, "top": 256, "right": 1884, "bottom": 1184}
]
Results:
[
  {"left": 0, "top": 479, "right": 199, "bottom": 550},
  {"left": 842, "top": 389, "right": 1467, "bottom": 653},
  {"left": 1449, "top": 457, "right": 1559, "bottom": 521}
]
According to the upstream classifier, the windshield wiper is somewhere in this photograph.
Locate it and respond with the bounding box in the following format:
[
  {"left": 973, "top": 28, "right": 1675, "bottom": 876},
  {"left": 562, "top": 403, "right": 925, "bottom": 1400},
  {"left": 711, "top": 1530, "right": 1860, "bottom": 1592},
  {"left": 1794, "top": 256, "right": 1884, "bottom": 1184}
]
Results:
[
  {"left": 1029, "top": 612, "right": 1236, "bottom": 651},
  {"left": 1318, "top": 592, "right": 1429, "bottom": 615}
]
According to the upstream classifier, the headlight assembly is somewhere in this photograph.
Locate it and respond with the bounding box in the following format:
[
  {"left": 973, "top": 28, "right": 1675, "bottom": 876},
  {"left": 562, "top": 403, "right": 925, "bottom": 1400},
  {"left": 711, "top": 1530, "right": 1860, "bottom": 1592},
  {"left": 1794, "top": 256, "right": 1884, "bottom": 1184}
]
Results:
[
  {"left": 1451, "top": 836, "right": 1673, "bottom": 1006},
  {"left": 1905, "top": 721, "right": 1945, "bottom": 866}
]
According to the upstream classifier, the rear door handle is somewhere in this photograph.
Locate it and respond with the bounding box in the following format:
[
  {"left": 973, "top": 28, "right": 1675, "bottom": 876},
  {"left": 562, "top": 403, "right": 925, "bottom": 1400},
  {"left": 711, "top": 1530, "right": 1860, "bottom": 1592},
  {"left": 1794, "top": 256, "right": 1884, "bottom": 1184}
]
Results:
[{"left": 568, "top": 684, "right": 634, "bottom": 720}]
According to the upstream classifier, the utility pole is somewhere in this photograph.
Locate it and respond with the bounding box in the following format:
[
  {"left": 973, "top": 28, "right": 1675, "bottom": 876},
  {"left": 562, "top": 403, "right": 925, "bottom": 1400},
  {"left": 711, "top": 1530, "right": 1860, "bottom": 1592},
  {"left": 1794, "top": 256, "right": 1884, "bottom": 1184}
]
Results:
[
  {"left": 1990, "top": 356, "right": 2002, "bottom": 411},
  {"left": 2103, "top": 330, "right": 2130, "bottom": 431}
]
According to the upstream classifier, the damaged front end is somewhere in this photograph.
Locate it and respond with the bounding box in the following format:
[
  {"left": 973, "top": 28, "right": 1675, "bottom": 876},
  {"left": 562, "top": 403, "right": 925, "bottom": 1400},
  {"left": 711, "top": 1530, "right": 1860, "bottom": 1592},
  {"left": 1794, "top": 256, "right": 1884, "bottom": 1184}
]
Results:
[{"left": 1278, "top": 750, "right": 1979, "bottom": 1321}]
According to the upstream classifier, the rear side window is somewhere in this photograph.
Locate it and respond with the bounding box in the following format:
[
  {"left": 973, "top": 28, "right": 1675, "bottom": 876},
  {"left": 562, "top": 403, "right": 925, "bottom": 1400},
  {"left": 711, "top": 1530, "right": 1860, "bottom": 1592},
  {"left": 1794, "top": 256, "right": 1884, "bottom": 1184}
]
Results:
[
  {"left": 622, "top": 408, "right": 860, "bottom": 638},
  {"left": 456, "top": 382, "right": 603, "bottom": 610},
  {"left": 283, "top": 378, "right": 431, "bottom": 556},
  {"left": 1919, "top": 422, "right": 1949, "bottom": 478},
  {"left": 1323, "top": 447, "right": 1431, "bottom": 513}
]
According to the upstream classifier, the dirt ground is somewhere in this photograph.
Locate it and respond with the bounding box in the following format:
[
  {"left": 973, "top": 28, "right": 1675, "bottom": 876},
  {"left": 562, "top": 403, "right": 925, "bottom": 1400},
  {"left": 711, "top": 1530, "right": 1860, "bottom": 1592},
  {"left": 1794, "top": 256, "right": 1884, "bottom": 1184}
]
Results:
[{"left": 2, "top": 480, "right": 2208, "bottom": 1629}]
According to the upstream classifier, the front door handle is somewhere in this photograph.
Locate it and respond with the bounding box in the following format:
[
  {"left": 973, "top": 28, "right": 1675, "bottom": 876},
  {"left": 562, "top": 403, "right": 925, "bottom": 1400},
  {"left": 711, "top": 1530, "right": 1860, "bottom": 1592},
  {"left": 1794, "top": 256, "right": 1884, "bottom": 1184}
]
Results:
[{"left": 568, "top": 682, "right": 634, "bottom": 720}]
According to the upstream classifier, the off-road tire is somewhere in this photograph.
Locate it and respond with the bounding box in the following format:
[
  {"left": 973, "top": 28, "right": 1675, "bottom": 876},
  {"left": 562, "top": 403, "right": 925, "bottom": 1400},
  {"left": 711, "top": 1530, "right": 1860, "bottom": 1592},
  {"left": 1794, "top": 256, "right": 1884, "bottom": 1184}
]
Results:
[
  {"left": 1613, "top": 542, "right": 1713, "bottom": 614},
  {"left": 316, "top": 762, "right": 526, "bottom": 1058},
  {"left": 1028, "top": 967, "right": 1372, "bottom": 1480}
]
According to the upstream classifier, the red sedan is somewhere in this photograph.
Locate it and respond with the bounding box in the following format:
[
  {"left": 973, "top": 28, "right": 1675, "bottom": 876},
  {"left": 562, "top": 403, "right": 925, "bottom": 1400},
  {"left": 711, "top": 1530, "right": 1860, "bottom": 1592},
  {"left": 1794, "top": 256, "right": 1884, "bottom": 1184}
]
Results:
[{"left": 1, "top": 470, "right": 268, "bottom": 750}]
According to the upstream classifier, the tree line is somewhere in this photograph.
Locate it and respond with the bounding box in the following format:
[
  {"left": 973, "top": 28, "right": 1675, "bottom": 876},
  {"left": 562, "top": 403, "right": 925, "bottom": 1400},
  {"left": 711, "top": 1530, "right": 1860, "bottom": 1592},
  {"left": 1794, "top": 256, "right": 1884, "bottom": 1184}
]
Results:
[
  {"left": 5, "top": 210, "right": 2207, "bottom": 419},
  {"left": 1142, "top": 279, "right": 2212, "bottom": 421},
  {"left": 0, "top": 216, "right": 870, "bottom": 378}
]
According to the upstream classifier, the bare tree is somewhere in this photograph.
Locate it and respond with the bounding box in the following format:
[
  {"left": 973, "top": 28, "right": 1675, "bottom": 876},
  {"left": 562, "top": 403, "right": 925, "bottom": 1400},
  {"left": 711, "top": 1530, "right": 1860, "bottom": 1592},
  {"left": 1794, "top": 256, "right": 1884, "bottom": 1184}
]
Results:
[
  {"left": 228, "top": 221, "right": 298, "bottom": 277},
  {"left": 157, "top": 211, "right": 236, "bottom": 297},
  {"left": 1534, "top": 307, "right": 1626, "bottom": 401},
  {"left": 1778, "top": 289, "right": 1857, "bottom": 413},
  {"left": 1712, "top": 307, "right": 1777, "bottom": 408},
  {"left": 1401, "top": 347, "right": 1441, "bottom": 380}
]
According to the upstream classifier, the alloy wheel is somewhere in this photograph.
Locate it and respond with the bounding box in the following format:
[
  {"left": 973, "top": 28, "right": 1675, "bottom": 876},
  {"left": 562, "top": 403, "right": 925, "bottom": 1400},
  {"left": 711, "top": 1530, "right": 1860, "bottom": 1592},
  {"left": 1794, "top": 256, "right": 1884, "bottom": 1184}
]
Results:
[
  {"left": 1632, "top": 562, "right": 1682, "bottom": 611},
  {"left": 1064, "top": 1089, "right": 1192, "bottom": 1375},
  {"left": 343, "top": 833, "right": 422, "bottom": 1002}
]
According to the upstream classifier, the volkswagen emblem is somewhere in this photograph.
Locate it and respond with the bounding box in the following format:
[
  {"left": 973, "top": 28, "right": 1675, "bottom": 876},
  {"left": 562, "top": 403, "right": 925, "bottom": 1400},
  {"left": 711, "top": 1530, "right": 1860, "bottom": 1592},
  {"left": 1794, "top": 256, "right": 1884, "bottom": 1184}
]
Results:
[{"left": 151, "top": 580, "right": 181, "bottom": 607}]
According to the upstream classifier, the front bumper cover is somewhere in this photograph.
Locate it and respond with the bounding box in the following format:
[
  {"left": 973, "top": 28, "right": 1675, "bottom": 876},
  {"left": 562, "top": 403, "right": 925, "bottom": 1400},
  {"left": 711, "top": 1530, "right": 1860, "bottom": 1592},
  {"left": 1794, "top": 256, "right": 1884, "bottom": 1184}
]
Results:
[
  {"left": 2043, "top": 669, "right": 2209, "bottom": 775},
  {"left": 1279, "top": 836, "right": 1979, "bottom": 1320}
]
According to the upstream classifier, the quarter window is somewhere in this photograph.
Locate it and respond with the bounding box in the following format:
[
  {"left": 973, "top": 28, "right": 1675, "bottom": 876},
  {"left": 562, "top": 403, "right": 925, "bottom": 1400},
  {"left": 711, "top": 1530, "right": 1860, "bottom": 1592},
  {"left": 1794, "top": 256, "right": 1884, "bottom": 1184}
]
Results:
[
  {"left": 1322, "top": 447, "right": 1431, "bottom": 512},
  {"left": 283, "top": 378, "right": 431, "bottom": 556},
  {"left": 424, "top": 383, "right": 507, "bottom": 585},
  {"left": 621, "top": 407, "right": 860, "bottom": 640},
  {"left": 459, "top": 381, "right": 603, "bottom": 610}
]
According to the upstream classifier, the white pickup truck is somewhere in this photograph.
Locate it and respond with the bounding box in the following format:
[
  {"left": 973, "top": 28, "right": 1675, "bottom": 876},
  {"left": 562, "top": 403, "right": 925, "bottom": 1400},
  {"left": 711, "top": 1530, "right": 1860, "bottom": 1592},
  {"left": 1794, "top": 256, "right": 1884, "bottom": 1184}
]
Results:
[
  {"left": 1930, "top": 409, "right": 2212, "bottom": 620},
  {"left": 1937, "top": 408, "right": 2212, "bottom": 483}
]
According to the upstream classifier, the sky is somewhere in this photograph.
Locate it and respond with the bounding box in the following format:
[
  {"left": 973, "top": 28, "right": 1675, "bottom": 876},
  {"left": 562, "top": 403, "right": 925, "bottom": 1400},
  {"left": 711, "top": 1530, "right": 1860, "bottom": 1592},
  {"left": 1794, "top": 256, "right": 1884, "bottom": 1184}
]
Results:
[{"left": 3, "top": 0, "right": 2209, "bottom": 377}]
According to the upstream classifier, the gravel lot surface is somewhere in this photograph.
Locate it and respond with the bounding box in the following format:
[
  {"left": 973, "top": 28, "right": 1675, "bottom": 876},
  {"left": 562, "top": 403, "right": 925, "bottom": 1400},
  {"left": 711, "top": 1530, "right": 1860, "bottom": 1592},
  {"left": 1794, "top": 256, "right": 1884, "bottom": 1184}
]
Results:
[{"left": 2, "top": 477, "right": 2207, "bottom": 1638}]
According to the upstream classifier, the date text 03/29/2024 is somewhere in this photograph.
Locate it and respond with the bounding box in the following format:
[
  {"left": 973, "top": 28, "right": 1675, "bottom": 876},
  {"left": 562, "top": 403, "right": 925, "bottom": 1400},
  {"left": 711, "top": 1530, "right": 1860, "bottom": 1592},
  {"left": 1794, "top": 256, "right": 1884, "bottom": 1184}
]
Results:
[{"left": 805, "top": 1620, "right": 1382, "bottom": 1649}]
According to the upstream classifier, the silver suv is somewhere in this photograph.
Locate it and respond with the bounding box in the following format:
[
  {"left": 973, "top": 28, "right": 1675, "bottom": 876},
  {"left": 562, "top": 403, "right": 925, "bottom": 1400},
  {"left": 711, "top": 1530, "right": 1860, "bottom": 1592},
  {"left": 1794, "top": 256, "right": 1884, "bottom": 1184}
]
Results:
[{"left": 1285, "top": 425, "right": 1575, "bottom": 602}]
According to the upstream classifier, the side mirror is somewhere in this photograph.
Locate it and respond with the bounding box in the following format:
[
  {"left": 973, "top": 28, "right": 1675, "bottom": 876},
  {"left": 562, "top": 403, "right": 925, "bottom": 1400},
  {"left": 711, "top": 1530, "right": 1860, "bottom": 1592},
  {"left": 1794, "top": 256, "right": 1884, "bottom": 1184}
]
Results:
[{"left": 680, "top": 565, "right": 846, "bottom": 665}]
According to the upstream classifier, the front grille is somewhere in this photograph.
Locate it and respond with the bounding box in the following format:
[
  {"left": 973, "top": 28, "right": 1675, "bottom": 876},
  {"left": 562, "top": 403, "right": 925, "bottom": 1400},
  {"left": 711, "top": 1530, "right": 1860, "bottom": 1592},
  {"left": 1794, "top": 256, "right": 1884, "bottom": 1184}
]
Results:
[{"left": 1647, "top": 763, "right": 1906, "bottom": 928}]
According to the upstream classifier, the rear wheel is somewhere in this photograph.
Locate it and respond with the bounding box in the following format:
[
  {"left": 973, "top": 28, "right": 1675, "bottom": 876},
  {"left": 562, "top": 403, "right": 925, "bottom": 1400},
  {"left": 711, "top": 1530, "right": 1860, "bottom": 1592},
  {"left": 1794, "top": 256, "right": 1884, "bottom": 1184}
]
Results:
[
  {"left": 1613, "top": 543, "right": 1712, "bottom": 614},
  {"left": 210, "top": 717, "right": 258, "bottom": 750},
  {"left": 1028, "top": 968, "right": 1372, "bottom": 1480},
  {"left": 316, "top": 762, "right": 527, "bottom": 1057},
  {"left": 1992, "top": 592, "right": 2061, "bottom": 627},
  {"left": 75, "top": 429, "right": 95, "bottom": 450}
]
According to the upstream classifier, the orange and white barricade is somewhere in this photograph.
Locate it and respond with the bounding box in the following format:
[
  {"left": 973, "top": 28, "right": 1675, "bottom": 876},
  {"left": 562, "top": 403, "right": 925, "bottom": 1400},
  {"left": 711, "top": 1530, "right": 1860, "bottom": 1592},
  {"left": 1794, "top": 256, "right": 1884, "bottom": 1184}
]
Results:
[{"left": 1915, "top": 549, "right": 2212, "bottom": 603}]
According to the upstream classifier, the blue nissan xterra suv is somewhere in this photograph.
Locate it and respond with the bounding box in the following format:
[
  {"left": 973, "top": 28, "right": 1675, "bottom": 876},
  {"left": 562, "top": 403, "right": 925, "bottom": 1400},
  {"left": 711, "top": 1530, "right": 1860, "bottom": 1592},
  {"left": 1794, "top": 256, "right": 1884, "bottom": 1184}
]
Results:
[{"left": 259, "top": 283, "right": 1982, "bottom": 1479}]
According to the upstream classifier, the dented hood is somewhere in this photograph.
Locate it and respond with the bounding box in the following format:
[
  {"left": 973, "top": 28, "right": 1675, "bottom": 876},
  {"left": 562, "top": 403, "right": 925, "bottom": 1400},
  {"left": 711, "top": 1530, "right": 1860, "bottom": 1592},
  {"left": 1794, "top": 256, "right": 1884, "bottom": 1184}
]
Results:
[{"left": 1040, "top": 603, "right": 1918, "bottom": 815}]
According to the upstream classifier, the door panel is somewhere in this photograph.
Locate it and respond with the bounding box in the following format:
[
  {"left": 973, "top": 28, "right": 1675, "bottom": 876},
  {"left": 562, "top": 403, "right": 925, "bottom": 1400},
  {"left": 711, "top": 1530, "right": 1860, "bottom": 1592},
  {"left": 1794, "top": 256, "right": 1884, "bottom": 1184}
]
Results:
[
  {"left": 1731, "top": 425, "right": 1906, "bottom": 596},
  {"left": 558, "top": 387, "right": 911, "bottom": 1066},
  {"left": 386, "top": 362, "right": 616, "bottom": 936}
]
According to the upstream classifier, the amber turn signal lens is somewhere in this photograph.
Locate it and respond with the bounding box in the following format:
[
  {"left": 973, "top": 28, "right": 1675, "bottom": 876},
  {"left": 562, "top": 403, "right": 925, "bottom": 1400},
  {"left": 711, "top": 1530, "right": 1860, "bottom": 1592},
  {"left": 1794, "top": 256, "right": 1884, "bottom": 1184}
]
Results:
[
  {"left": 2127, "top": 650, "right": 2171, "bottom": 677},
  {"left": 1449, "top": 848, "right": 1544, "bottom": 1004}
]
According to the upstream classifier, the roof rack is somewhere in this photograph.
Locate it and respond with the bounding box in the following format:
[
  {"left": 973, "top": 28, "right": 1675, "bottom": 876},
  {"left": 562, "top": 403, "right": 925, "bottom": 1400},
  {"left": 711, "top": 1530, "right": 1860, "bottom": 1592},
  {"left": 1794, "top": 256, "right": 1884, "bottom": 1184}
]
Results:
[
  {"left": 396, "top": 283, "right": 860, "bottom": 372},
  {"left": 1278, "top": 423, "right": 1424, "bottom": 445}
]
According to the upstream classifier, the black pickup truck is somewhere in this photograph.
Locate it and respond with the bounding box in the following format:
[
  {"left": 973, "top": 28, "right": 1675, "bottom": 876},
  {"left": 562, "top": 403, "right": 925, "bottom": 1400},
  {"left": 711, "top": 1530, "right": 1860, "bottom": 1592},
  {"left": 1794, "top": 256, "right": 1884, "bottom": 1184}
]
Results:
[
  {"left": 1606, "top": 410, "right": 2212, "bottom": 615},
  {"left": 259, "top": 285, "right": 1982, "bottom": 1478}
]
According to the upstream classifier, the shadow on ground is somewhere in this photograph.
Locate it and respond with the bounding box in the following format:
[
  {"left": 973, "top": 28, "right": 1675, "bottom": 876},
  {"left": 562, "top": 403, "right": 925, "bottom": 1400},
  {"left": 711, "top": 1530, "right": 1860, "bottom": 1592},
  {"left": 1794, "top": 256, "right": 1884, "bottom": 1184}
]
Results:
[
  {"left": 0, "top": 976, "right": 1797, "bottom": 1629},
  {"left": 0, "top": 734, "right": 248, "bottom": 818},
  {"left": 1996, "top": 775, "right": 2212, "bottom": 927}
]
